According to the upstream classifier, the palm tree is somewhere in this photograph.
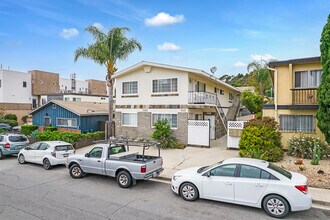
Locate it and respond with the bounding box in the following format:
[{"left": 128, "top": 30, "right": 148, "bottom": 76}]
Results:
[
  {"left": 247, "top": 61, "right": 271, "bottom": 96},
  {"left": 74, "top": 25, "right": 142, "bottom": 138}
]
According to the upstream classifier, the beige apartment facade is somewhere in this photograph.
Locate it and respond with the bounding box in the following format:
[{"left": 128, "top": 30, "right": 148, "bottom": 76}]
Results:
[{"left": 263, "top": 56, "right": 325, "bottom": 147}]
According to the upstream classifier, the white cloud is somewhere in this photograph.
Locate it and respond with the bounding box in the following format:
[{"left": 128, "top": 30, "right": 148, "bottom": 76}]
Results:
[
  {"left": 92, "top": 22, "right": 104, "bottom": 31},
  {"left": 157, "top": 42, "right": 181, "bottom": 52},
  {"left": 145, "top": 12, "right": 184, "bottom": 27},
  {"left": 59, "top": 28, "right": 79, "bottom": 39},
  {"left": 234, "top": 61, "right": 247, "bottom": 67},
  {"left": 250, "top": 54, "right": 276, "bottom": 62}
]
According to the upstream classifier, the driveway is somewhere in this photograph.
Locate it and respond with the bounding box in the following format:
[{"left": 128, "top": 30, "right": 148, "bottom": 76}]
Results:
[{"left": 0, "top": 156, "right": 329, "bottom": 220}]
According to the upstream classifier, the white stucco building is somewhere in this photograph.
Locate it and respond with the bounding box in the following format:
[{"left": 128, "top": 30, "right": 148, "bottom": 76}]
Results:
[
  {"left": 59, "top": 77, "right": 89, "bottom": 94},
  {"left": 113, "top": 61, "right": 241, "bottom": 144}
]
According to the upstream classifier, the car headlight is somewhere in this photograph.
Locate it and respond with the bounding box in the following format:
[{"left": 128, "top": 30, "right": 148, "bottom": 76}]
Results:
[{"left": 172, "top": 175, "right": 182, "bottom": 181}]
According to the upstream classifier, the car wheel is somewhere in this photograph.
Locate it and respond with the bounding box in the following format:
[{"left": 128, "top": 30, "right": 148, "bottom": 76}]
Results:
[
  {"left": 69, "top": 164, "right": 84, "bottom": 179},
  {"left": 263, "top": 195, "right": 290, "bottom": 218},
  {"left": 18, "top": 154, "right": 26, "bottom": 164},
  {"left": 0, "top": 150, "right": 4, "bottom": 160},
  {"left": 43, "top": 158, "right": 52, "bottom": 170},
  {"left": 117, "top": 171, "right": 132, "bottom": 188},
  {"left": 180, "top": 183, "right": 199, "bottom": 201}
]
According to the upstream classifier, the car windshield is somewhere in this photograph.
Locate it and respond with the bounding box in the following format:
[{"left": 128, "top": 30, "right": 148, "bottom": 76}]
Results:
[
  {"left": 268, "top": 163, "right": 292, "bottom": 179},
  {"left": 9, "top": 135, "right": 27, "bottom": 142},
  {"left": 197, "top": 161, "right": 223, "bottom": 173}
]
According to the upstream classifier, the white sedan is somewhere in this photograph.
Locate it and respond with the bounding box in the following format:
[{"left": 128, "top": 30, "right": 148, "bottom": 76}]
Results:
[
  {"left": 18, "top": 141, "right": 75, "bottom": 170},
  {"left": 171, "top": 158, "right": 312, "bottom": 218}
]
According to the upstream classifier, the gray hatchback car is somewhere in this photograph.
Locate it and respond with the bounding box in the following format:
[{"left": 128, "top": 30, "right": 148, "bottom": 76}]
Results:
[{"left": 0, "top": 133, "right": 29, "bottom": 159}]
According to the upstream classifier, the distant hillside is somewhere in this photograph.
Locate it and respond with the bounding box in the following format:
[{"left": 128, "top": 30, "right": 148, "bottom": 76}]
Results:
[{"left": 219, "top": 72, "right": 254, "bottom": 87}]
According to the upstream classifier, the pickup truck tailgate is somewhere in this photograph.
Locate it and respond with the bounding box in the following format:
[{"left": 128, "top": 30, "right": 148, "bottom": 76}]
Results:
[{"left": 145, "top": 157, "right": 163, "bottom": 173}]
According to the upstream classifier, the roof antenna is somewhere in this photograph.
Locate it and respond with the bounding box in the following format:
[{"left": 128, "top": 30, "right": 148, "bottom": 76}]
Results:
[{"left": 210, "top": 66, "right": 217, "bottom": 75}]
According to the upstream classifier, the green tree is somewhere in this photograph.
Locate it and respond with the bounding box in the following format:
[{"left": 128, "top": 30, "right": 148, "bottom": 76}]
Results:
[
  {"left": 74, "top": 26, "right": 142, "bottom": 138},
  {"left": 247, "top": 61, "right": 272, "bottom": 95},
  {"left": 240, "top": 90, "right": 263, "bottom": 115},
  {"left": 317, "top": 14, "right": 330, "bottom": 143}
]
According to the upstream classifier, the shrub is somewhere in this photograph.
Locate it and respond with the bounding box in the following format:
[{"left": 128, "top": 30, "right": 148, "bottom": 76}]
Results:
[
  {"left": 4, "top": 113, "right": 17, "bottom": 121},
  {"left": 151, "top": 119, "right": 179, "bottom": 149},
  {"left": 240, "top": 90, "right": 263, "bottom": 115},
  {"left": 287, "top": 135, "right": 329, "bottom": 159},
  {"left": 45, "top": 126, "right": 57, "bottom": 132},
  {"left": 21, "top": 115, "right": 29, "bottom": 124},
  {"left": 36, "top": 131, "right": 105, "bottom": 145},
  {"left": 239, "top": 117, "right": 284, "bottom": 162},
  {"left": 30, "top": 130, "right": 39, "bottom": 142},
  {"left": 0, "top": 119, "right": 18, "bottom": 127},
  {"left": 21, "top": 125, "right": 38, "bottom": 135}
]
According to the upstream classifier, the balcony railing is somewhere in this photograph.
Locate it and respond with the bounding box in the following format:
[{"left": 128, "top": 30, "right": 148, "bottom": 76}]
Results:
[
  {"left": 188, "top": 91, "right": 217, "bottom": 105},
  {"left": 291, "top": 88, "right": 318, "bottom": 105}
]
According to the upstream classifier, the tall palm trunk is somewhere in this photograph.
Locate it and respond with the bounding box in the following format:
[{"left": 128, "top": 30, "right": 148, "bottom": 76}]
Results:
[{"left": 107, "top": 73, "right": 114, "bottom": 138}]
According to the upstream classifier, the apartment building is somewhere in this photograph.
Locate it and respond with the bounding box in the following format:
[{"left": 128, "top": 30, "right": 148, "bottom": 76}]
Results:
[
  {"left": 263, "top": 56, "right": 325, "bottom": 147},
  {"left": 113, "top": 61, "right": 241, "bottom": 145}
]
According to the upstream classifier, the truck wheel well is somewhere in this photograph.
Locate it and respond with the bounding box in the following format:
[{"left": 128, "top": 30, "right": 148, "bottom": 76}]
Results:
[
  {"left": 261, "top": 193, "right": 291, "bottom": 211},
  {"left": 68, "top": 162, "right": 79, "bottom": 169},
  {"left": 116, "top": 168, "right": 130, "bottom": 177}
]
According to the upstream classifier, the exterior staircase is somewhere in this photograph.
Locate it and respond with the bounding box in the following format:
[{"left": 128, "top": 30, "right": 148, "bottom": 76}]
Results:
[
  {"left": 215, "top": 97, "right": 228, "bottom": 132},
  {"left": 226, "top": 96, "right": 241, "bottom": 121}
]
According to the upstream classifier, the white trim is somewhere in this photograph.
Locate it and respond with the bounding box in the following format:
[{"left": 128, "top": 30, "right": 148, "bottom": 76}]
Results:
[
  {"left": 113, "top": 61, "right": 240, "bottom": 92},
  {"left": 122, "top": 80, "right": 138, "bottom": 95},
  {"left": 121, "top": 113, "right": 138, "bottom": 127},
  {"left": 56, "top": 117, "right": 78, "bottom": 128}
]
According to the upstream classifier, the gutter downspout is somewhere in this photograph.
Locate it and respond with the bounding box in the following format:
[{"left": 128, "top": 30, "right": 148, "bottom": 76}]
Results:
[{"left": 267, "top": 67, "right": 278, "bottom": 121}]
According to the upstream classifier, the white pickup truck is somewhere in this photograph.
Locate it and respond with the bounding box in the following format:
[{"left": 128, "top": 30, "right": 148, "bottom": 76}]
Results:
[{"left": 67, "top": 141, "right": 163, "bottom": 188}]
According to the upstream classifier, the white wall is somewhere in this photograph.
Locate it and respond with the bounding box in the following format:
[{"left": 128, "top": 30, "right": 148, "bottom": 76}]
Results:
[
  {"left": 115, "top": 66, "right": 189, "bottom": 106},
  {"left": 0, "top": 69, "right": 32, "bottom": 104},
  {"left": 63, "top": 94, "right": 108, "bottom": 103},
  {"left": 59, "top": 78, "right": 89, "bottom": 93}
]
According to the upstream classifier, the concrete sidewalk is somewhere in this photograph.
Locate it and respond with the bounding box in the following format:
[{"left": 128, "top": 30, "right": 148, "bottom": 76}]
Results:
[{"left": 76, "top": 136, "right": 330, "bottom": 210}]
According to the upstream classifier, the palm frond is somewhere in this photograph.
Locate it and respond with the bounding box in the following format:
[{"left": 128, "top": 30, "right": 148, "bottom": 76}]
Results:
[
  {"left": 85, "top": 25, "right": 106, "bottom": 42},
  {"left": 74, "top": 47, "right": 89, "bottom": 62}
]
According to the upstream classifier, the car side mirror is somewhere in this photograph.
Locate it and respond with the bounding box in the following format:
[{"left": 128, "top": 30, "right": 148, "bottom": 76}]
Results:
[
  {"left": 206, "top": 171, "right": 211, "bottom": 177},
  {"left": 25, "top": 147, "right": 30, "bottom": 150},
  {"left": 85, "top": 153, "right": 90, "bottom": 157}
]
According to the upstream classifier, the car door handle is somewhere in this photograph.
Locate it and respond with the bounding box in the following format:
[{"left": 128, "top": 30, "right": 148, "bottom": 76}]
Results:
[
  {"left": 97, "top": 160, "right": 101, "bottom": 162},
  {"left": 255, "top": 183, "right": 264, "bottom": 187},
  {"left": 225, "top": 182, "right": 233, "bottom": 185},
  {"left": 78, "top": 159, "right": 82, "bottom": 161}
]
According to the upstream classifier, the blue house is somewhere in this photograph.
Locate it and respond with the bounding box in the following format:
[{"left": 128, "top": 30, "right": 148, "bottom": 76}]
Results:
[{"left": 30, "top": 100, "right": 108, "bottom": 133}]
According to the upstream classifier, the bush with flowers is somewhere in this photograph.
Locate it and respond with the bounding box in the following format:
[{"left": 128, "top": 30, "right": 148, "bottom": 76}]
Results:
[{"left": 287, "top": 135, "right": 330, "bottom": 159}]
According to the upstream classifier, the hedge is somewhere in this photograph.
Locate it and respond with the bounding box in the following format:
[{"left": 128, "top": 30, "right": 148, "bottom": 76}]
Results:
[
  {"left": 21, "top": 125, "right": 39, "bottom": 135},
  {"left": 4, "top": 114, "right": 18, "bottom": 121},
  {"left": 45, "top": 126, "right": 57, "bottom": 132},
  {"left": 37, "top": 131, "right": 105, "bottom": 145},
  {"left": 0, "top": 119, "right": 18, "bottom": 127}
]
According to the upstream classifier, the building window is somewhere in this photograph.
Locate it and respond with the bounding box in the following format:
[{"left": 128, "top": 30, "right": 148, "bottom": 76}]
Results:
[
  {"left": 220, "top": 89, "right": 224, "bottom": 95},
  {"left": 294, "top": 70, "right": 322, "bottom": 88},
  {"left": 72, "top": 97, "right": 81, "bottom": 102},
  {"left": 101, "top": 97, "right": 106, "bottom": 100},
  {"left": 121, "top": 113, "right": 137, "bottom": 126},
  {"left": 152, "top": 78, "right": 178, "bottom": 93},
  {"left": 279, "top": 115, "right": 314, "bottom": 132},
  {"left": 57, "top": 118, "right": 77, "bottom": 128},
  {"left": 52, "top": 104, "right": 56, "bottom": 109},
  {"left": 229, "top": 92, "right": 234, "bottom": 101},
  {"left": 64, "top": 97, "right": 70, "bottom": 101},
  {"left": 152, "top": 114, "right": 178, "bottom": 128},
  {"left": 196, "top": 81, "right": 205, "bottom": 92},
  {"left": 0, "top": 79, "right": 2, "bottom": 88},
  {"left": 42, "top": 98, "right": 47, "bottom": 105},
  {"left": 32, "top": 99, "right": 37, "bottom": 109},
  {"left": 122, "top": 81, "right": 138, "bottom": 94},
  {"left": 23, "top": 81, "right": 27, "bottom": 88}
]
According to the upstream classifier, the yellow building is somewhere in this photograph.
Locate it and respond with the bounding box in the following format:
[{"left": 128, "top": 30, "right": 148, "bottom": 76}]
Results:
[{"left": 263, "top": 56, "right": 325, "bottom": 148}]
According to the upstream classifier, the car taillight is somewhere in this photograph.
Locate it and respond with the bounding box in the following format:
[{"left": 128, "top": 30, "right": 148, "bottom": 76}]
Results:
[
  {"left": 141, "top": 165, "right": 146, "bottom": 173},
  {"left": 51, "top": 151, "right": 56, "bottom": 158},
  {"left": 73, "top": 149, "right": 76, "bottom": 154},
  {"left": 295, "top": 185, "right": 308, "bottom": 194},
  {"left": 161, "top": 159, "right": 163, "bottom": 166},
  {"left": 4, "top": 143, "right": 10, "bottom": 149}
]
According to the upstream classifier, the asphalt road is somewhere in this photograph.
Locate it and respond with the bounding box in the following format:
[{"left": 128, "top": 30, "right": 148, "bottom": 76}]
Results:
[{"left": 0, "top": 156, "right": 329, "bottom": 220}]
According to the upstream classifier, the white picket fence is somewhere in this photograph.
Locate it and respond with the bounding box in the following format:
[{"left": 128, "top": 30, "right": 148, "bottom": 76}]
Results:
[
  {"left": 227, "top": 121, "right": 246, "bottom": 149},
  {"left": 187, "top": 120, "right": 210, "bottom": 147}
]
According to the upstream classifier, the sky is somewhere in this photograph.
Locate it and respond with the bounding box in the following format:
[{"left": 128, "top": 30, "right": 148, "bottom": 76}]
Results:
[{"left": 0, "top": 0, "right": 329, "bottom": 80}]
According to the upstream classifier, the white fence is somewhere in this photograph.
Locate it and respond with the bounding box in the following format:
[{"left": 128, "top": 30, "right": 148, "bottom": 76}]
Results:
[
  {"left": 227, "top": 121, "right": 246, "bottom": 149},
  {"left": 187, "top": 120, "right": 210, "bottom": 147}
]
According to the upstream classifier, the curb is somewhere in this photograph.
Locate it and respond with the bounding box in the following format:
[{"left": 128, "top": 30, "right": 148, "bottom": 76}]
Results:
[{"left": 156, "top": 177, "right": 330, "bottom": 208}]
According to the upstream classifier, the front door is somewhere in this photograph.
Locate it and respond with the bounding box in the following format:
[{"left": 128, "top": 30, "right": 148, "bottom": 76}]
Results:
[
  {"left": 204, "top": 114, "right": 215, "bottom": 139},
  {"left": 202, "top": 164, "right": 237, "bottom": 202},
  {"left": 44, "top": 117, "right": 51, "bottom": 127}
]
